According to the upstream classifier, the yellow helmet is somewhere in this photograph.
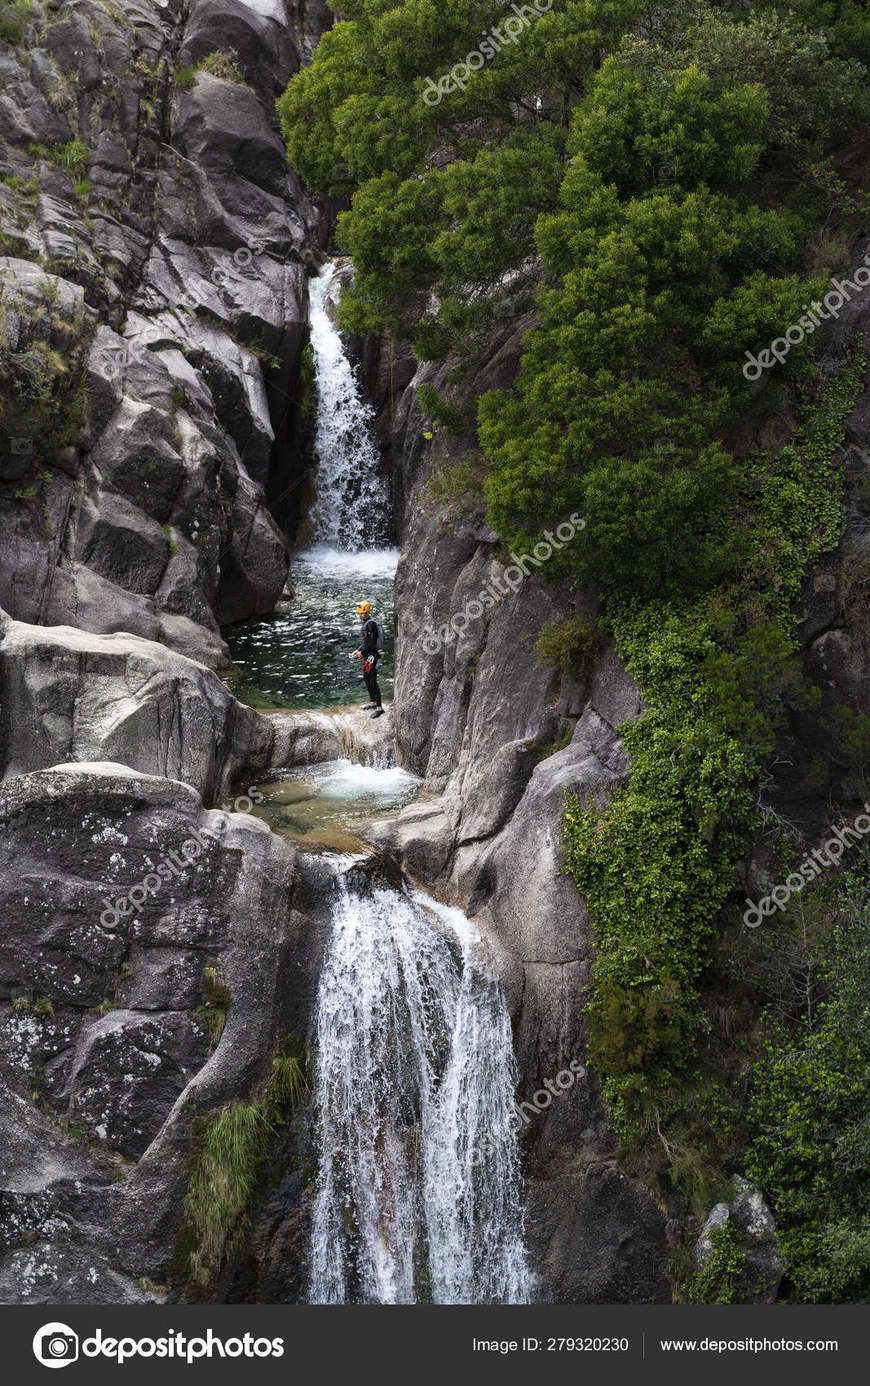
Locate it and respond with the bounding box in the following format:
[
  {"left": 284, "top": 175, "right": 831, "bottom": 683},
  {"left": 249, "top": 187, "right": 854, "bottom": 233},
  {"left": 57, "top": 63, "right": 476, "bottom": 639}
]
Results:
[{"left": 355, "top": 601, "right": 371, "bottom": 618}]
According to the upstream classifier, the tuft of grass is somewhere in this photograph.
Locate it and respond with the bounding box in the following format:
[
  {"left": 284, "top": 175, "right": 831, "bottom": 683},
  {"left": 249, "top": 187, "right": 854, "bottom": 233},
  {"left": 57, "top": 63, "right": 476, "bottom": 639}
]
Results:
[
  {"left": 202, "top": 965, "right": 230, "bottom": 1010},
  {"left": 196, "top": 965, "right": 230, "bottom": 1047},
  {"left": 12, "top": 994, "right": 30, "bottom": 1012},
  {"left": 194, "top": 51, "right": 247, "bottom": 85},
  {"left": 174, "top": 1048, "right": 306, "bottom": 1294},
  {"left": 33, "top": 996, "right": 54, "bottom": 1018},
  {"left": 138, "top": 1276, "right": 168, "bottom": 1297},
  {"left": 28, "top": 139, "right": 90, "bottom": 180},
  {"left": 424, "top": 451, "right": 490, "bottom": 515},
  {"left": 0, "top": 0, "right": 33, "bottom": 45}
]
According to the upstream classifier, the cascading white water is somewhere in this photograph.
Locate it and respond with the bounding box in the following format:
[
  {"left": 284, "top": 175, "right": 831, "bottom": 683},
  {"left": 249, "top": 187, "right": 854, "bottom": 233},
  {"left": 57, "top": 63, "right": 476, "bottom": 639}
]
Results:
[
  {"left": 308, "top": 263, "right": 390, "bottom": 549},
  {"left": 302, "top": 259, "right": 531, "bottom": 1305},
  {"left": 309, "top": 882, "right": 533, "bottom": 1305}
]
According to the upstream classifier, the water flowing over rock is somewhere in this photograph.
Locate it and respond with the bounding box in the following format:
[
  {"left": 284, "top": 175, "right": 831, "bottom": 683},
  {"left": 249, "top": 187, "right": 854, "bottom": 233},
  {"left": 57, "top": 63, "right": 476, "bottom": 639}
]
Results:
[
  {"left": 308, "top": 263, "right": 391, "bottom": 549},
  {"left": 309, "top": 880, "right": 532, "bottom": 1304}
]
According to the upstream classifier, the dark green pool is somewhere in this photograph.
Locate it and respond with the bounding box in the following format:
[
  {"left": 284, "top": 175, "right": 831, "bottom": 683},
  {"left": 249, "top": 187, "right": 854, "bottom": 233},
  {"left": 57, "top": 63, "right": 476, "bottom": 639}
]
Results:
[{"left": 224, "top": 547, "right": 398, "bottom": 711}]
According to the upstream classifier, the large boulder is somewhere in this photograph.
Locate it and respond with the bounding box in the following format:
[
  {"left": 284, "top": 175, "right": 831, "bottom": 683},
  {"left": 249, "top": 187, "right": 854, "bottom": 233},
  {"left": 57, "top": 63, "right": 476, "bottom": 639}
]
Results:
[
  {"left": 693, "top": 1177, "right": 785, "bottom": 1304},
  {"left": 266, "top": 704, "right": 396, "bottom": 768},
  {"left": 0, "top": 610, "right": 273, "bottom": 802},
  {"left": 0, "top": 761, "right": 299, "bottom": 1299}
]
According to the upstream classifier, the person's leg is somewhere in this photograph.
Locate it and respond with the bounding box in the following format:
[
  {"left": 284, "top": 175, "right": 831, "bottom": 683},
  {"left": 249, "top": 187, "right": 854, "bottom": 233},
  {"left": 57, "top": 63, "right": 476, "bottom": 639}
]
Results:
[
  {"left": 364, "top": 662, "right": 381, "bottom": 707},
  {"left": 366, "top": 658, "right": 384, "bottom": 717}
]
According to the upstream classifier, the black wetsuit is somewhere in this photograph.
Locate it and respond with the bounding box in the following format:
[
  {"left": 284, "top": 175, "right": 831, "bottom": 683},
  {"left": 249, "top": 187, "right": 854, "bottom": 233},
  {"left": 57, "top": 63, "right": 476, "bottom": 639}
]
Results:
[{"left": 358, "top": 617, "right": 382, "bottom": 707}]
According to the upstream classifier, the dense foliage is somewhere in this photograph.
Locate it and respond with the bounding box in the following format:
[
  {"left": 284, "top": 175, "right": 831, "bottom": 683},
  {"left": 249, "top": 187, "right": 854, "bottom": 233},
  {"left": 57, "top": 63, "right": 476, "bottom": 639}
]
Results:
[{"left": 563, "top": 357, "right": 862, "bottom": 1174}]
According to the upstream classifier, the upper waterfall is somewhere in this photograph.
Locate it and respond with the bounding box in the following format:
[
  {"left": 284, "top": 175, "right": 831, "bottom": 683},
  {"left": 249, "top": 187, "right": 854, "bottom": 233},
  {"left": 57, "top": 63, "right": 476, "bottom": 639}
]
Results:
[{"left": 308, "top": 262, "right": 391, "bottom": 550}]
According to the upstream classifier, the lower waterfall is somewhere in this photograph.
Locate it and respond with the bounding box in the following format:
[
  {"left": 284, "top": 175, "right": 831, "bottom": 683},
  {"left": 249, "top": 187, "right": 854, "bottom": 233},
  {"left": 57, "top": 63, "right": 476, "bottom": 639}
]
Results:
[{"left": 308, "top": 880, "right": 533, "bottom": 1305}]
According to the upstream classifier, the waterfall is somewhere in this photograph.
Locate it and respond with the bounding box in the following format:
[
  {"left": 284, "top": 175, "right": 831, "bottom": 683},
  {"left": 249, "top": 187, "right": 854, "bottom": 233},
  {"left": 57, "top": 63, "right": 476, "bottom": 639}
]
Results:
[
  {"left": 308, "top": 263, "right": 390, "bottom": 550},
  {"left": 309, "top": 881, "right": 533, "bottom": 1305}
]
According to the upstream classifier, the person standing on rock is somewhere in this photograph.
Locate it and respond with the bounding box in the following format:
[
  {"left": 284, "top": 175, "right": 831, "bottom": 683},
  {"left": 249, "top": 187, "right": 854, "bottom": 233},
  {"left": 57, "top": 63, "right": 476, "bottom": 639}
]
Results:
[{"left": 350, "top": 600, "right": 386, "bottom": 719}]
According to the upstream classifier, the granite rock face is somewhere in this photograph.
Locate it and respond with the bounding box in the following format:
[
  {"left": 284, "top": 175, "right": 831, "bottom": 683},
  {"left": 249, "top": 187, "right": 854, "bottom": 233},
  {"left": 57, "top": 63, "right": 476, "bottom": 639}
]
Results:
[
  {"left": 0, "top": 762, "right": 298, "bottom": 1300},
  {"left": 0, "top": 0, "right": 329, "bottom": 666},
  {"left": 358, "top": 401, "right": 669, "bottom": 1297},
  {"left": 0, "top": 607, "right": 272, "bottom": 803}
]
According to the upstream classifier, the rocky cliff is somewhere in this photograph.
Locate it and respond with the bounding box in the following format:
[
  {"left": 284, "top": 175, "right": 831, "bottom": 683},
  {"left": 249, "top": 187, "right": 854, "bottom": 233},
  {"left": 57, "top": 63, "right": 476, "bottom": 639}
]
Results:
[
  {"left": 0, "top": 0, "right": 330, "bottom": 1305},
  {"left": 0, "top": 0, "right": 329, "bottom": 668}
]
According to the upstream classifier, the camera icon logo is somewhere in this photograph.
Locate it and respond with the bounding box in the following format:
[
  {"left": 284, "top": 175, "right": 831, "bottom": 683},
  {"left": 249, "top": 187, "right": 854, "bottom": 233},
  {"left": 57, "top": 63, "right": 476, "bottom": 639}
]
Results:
[{"left": 32, "top": 1323, "right": 79, "bottom": 1369}]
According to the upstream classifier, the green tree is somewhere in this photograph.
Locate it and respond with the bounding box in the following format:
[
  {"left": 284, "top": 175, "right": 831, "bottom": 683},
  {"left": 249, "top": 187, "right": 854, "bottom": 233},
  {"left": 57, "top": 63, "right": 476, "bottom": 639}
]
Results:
[
  {"left": 278, "top": 1, "right": 648, "bottom": 352},
  {"left": 479, "top": 8, "right": 863, "bottom": 592}
]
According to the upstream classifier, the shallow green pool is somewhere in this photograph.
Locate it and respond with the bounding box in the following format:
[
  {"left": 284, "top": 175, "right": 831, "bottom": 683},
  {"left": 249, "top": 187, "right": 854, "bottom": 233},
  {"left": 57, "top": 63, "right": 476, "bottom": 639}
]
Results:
[{"left": 250, "top": 759, "right": 421, "bottom": 851}]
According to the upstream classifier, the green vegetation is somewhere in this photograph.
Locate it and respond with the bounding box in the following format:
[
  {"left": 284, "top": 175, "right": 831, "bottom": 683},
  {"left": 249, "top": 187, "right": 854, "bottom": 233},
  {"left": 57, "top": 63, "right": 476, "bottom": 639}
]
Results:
[
  {"left": 535, "top": 616, "right": 602, "bottom": 680},
  {"left": 299, "top": 340, "right": 315, "bottom": 388},
  {"left": 0, "top": 0, "right": 33, "bottom": 46},
  {"left": 480, "top": 13, "right": 864, "bottom": 594},
  {"left": 563, "top": 356, "right": 863, "bottom": 1184},
  {"left": 684, "top": 1220, "right": 748, "bottom": 1304},
  {"left": 173, "top": 1046, "right": 307, "bottom": 1296},
  {"left": 195, "top": 51, "right": 246, "bottom": 85},
  {"left": 527, "top": 726, "right": 575, "bottom": 763},
  {"left": 196, "top": 966, "right": 230, "bottom": 1048},
  {"left": 754, "top": 0, "right": 870, "bottom": 66},
  {"left": 424, "top": 451, "right": 489, "bottom": 513},
  {"left": 173, "top": 64, "right": 196, "bottom": 91},
  {"left": 174, "top": 51, "right": 248, "bottom": 90},
  {"left": 743, "top": 875, "right": 870, "bottom": 1301},
  {"left": 28, "top": 139, "right": 91, "bottom": 181},
  {"left": 1, "top": 287, "right": 93, "bottom": 470}
]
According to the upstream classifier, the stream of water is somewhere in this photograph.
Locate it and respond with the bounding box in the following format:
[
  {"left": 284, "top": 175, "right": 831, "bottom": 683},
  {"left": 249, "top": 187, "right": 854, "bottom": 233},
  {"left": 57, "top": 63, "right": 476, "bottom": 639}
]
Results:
[
  {"left": 227, "top": 258, "right": 531, "bottom": 1304},
  {"left": 227, "top": 263, "right": 396, "bottom": 710},
  {"left": 309, "top": 882, "right": 533, "bottom": 1305},
  {"left": 225, "top": 547, "right": 398, "bottom": 710}
]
